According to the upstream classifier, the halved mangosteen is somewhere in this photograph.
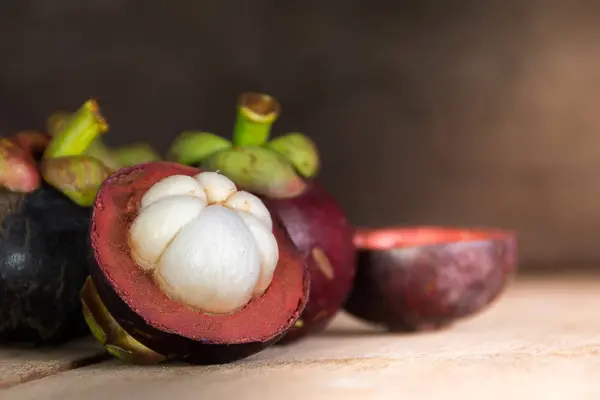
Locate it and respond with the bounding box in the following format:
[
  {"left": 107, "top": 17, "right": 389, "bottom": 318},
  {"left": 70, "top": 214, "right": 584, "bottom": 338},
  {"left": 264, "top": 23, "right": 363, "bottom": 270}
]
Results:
[
  {"left": 84, "top": 161, "right": 309, "bottom": 365},
  {"left": 344, "top": 226, "right": 518, "bottom": 331}
]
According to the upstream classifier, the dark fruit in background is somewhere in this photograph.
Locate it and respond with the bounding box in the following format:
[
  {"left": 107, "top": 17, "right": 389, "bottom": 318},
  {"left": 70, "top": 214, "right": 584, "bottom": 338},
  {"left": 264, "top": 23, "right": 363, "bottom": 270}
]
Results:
[
  {"left": 345, "top": 227, "right": 518, "bottom": 331},
  {"left": 0, "top": 100, "right": 112, "bottom": 345},
  {"left": 0, "top": 184, "right": 91, "bottom": 344},
  {"left": 260, "top": 183, "right": 355, "bottom": 343},
  {"left": 86, "top": 161, "right": 309, "bottom": 364},
  {"left": 167, "top": 93, "right": 357, "bottom": 343}
]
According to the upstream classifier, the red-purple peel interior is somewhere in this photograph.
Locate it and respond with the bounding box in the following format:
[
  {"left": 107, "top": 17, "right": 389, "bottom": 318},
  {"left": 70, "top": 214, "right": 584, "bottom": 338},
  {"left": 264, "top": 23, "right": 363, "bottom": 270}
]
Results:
[
  {"left": 89, "top": 161, "right": 310, "bottom": 363},
  {"left": 354, "top": 226, "right": 514, "bottom": 250},
  {"left": 345, "top": 227, "right": 518, "bottom": 331}
]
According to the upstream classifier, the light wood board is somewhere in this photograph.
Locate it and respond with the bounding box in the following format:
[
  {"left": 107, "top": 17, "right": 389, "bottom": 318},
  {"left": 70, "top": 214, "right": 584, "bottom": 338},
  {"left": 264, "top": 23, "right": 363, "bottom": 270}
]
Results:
[
  {"left": 3, "top": 276, "right": 600, "bottom": 399},
  {"left": 0, "top": 337, "right": 105, "bottom": 389}
]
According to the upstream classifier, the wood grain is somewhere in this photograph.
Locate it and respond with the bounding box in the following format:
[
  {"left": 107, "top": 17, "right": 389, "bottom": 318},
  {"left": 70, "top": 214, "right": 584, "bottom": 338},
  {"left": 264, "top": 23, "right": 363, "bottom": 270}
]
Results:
[
  {"left": 3, "top": 276, "right": 600, "bottom": 399},
  {"left": 0, "top": 338, "right": 106, "bottom": 389}
]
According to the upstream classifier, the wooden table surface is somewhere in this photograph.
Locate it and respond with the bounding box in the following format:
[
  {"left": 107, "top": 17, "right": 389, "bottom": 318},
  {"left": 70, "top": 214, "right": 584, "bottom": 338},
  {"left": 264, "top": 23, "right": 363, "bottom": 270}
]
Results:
[{"left": 2, "top": 274, "right": 600, "bottom": 400}]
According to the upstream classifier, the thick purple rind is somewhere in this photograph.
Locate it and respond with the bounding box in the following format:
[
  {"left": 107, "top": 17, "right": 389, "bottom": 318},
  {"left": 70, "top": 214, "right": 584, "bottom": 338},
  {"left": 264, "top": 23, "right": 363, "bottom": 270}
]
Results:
[
  {"left": 344, "top": 234, "right": 518, "bottom": 331},
  {"left": 261, "top": 182, "right": 357, "bottom": 343},
  {"left": 89, "top": 253, "right": 310, "bottom": 364}
]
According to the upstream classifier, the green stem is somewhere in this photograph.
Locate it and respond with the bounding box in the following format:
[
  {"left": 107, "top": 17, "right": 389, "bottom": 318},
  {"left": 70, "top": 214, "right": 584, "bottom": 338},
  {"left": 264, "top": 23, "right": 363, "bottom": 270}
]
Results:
[
  {"left": 43, "top": 100, "right": 108, "bottom": 159},
  {"left": 232, "top": 93, "right": 281, "bottom": 147}
]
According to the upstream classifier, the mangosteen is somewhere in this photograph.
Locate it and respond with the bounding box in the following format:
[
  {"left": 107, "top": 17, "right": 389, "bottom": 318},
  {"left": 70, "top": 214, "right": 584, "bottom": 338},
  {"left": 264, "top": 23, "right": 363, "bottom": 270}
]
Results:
[
  {"left": 0, "top": 100, "right": 112, "bottom": 344},
  {"left": 345, "top": 227, "right": 518, "bottom": 331},
  {"left": 82, "top": 161, "right": 309, "bottom": 364},
  {"left": 166, "top": 93, "right": 356, "bottom": 343}
]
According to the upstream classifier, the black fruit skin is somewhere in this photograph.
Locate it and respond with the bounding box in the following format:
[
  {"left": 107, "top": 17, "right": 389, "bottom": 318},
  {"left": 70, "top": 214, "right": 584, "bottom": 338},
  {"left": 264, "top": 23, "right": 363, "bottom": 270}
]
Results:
[{"left": 0, "top": 183, "right": 92, "bottom": 345}]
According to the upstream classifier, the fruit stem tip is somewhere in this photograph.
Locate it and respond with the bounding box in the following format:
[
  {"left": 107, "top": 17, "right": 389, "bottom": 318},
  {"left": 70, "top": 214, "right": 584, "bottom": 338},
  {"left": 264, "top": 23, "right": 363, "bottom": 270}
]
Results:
[
  {"left": 43, "top": 99, "right": 109, "bottom": 159},
  {"left": 232, "top": 92, "right": 281, "bottom": 147}
]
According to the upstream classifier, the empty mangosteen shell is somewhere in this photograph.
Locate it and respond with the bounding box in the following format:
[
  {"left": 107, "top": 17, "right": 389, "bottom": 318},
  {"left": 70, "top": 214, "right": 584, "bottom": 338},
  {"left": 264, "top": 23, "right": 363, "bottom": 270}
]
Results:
[
  {"left": 0, "top": 183, "right": 92, "bottom": 344},
  {"left": 260, "top": 182, "right": 357, "bottom": 344},
  {"left": 89, "top": 162, "right": 310, "bottom": 364},
  {"left": 344, "top": 227, "right": 518, "bottom": 331}
]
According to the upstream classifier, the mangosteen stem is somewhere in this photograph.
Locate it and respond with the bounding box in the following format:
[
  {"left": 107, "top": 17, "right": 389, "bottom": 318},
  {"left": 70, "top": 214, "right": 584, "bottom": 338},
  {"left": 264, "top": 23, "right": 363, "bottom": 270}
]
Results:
[
  {"left": 232, "top": 93, "right": 281, "bottom": 147},
  {"left": 43, "top": 100, "right": 108, "bottom": 159}
]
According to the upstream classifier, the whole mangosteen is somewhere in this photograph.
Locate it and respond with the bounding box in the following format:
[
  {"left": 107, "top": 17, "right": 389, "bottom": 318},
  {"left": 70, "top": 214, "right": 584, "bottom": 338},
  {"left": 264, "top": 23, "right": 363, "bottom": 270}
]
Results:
[
  {"left": 166, "top": 93, "right": 356, "bottom": 343},
  {"left": 82, "top": 161, "right": 309, "bottom": 364},
  {"left": 345, "top": 227, "right": 518, "bottom": 331},
  {"left": 0, "top": 100, "right": 112, "bottom": 344}
]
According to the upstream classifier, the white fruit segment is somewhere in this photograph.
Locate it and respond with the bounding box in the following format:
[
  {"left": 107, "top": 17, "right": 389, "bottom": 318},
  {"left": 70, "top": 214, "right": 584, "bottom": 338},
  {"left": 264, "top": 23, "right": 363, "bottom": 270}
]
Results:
[
  {"left": 140, "top": 175, "right": 207, "bottom": 209},
  {"left": 194, "top": 171, "right": 237, "bottom": 203},
  {"left": 225, "top": 191, "right": 273, "bottom": 230},
  {"left": 156, "top": 205, "right": 260, "bottom": 314},
  {"left": 129, "top": 171, "right": 280, "bottom": 314},
  {"left": 129, "top": 196, "right": 206, "bottom": 271},
  {"left": 235, "top": 212, "right": 279, "bottom": 296}
]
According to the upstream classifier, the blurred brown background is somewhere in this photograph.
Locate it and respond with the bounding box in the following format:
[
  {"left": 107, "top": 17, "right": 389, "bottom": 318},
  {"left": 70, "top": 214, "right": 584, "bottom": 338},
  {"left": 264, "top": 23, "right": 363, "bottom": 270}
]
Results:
[{"left": 1, "top": 1, "right": 599, "bottom": 268}]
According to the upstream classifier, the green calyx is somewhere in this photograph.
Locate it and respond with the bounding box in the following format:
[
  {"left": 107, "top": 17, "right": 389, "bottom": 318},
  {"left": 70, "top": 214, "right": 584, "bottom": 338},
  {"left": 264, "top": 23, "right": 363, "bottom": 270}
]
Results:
[
  {"left": 47, "top": 112, "right": 162, "bottom": 171},
  {"left": 81, "top": 277, "right": 167, "bottom": 365},
  {"left": 167, "top": 92, "right": 320, "bottom": 198},
  {"left": 83, "top": 139, "right": 162, "bottom": 171},
  {"left": 40, "top": 155, "right": 111, "bottom": 207},
  {"left": 83, "top": 139, "right": 122, "bottom": 171},
  {"left": 203, "top": 147, "right": 307, "bottom": 198},
  {"left": 40, "top": 100, "right": 109, "bottom": 205},
  {"left": 266, "top": 133, "right": 320, "bottom": 178},
  {"left": 112, "top": 143, "right": 162, "bottom": 167},
  {"left": 166, "top": 131, "right": 232, "bottom": 165},
  {"left": 0, "top": 100, "right": 111, "bottom": 198},
  {"left": 2, "top": 100, "right": 160, "bottom": 201}
]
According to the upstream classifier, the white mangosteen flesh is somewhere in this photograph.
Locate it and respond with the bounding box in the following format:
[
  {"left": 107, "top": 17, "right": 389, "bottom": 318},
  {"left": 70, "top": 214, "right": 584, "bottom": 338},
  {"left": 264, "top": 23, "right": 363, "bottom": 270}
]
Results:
[
  {"left": 140, "top": 175, "right": 207, "bottom": 208},
  {"left": 128, "top": 172, "right": 279, "bottom": 314}
]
